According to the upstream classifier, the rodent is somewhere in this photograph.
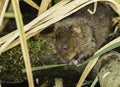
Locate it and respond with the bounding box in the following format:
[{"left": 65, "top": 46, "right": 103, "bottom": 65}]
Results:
[{"left": 53, "top": 2, "right": 112, "bottom": 64}]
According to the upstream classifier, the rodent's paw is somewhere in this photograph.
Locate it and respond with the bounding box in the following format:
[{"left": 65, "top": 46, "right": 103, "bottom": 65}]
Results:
[
  {"left": 69, "top": 54, "right": 85, "bottom": 65},
  {"left": 69, "top": 59, "right": 79, "bottom": 65}
]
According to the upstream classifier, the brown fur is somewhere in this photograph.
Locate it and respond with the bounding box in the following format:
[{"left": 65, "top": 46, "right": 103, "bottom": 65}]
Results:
[{"left": 54, "top": 3, "right": 112, "bottom": 63}]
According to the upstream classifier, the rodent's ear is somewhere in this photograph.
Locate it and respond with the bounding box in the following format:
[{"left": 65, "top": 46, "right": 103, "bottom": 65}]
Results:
[{"left": 73, "top": 27, "right": 82, "bottom": 33}]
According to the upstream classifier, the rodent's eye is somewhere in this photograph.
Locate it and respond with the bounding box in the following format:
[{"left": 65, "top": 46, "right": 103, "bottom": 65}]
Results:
[{"left": 63, "top": 44, "right": 68, "bottom": 51}]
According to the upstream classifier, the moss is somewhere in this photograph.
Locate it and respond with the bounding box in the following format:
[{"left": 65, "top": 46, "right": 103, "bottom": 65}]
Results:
[{"left": 0, "top": 38, "right": 58, "bottom": 82}]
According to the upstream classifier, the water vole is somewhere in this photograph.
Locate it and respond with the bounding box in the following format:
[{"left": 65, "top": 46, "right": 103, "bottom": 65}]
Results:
[{"left": 54, "top": 3, "right": 112, "bottom": 64}]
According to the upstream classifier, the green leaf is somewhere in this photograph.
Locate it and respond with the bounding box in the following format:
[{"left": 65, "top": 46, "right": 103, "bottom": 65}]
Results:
[
  {"left": 4, "top": 12, "right": 15, "bottom": 18},
  {"left": 90, "top": 76, "right": 98, "bottom": 87},
  {"left": 22, "top": 64, "right": 67, "bottom": 73}
]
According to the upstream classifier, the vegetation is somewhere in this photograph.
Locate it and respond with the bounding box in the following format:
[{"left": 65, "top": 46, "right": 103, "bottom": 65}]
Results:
[
  {"left": 0, "top": 38, "right": 55, "bottom": 82},
  {"left": 0, "top": 0, "right": 120, "bottom": 87}
]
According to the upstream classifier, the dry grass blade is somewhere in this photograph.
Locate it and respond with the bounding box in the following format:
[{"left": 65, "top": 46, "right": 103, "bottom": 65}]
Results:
[
  {"left": 35, "top": 0, "right": 51, "bottom": 37},
  {"left": 23, "top": 0, "right": 39, "bottom": 10},
  {"left": 55, "top": 78, "right": 63, "bottom": 87},
  {"left": 0, "top": 0, "right": 9, "bottom": 26},
  {"left": 108, "top": 0, "right": 120, "bottom": 15},
  {"left": 40, "top": 80, "right": 49, "bottom": 87},
  {"left": 0, "top": 30, "right": 16, "bottom": 45},
  {"left": 76, "top": 58, "right": 99, "bottom": 87},
  {"left": 0, "top": 0, "right": 71, "bottom": 46},
  {"left": 38, "top": 0, "right": 52, "bottom": 15},
  {"left": 0, "top": 0, "right": 73, "bottom": 53},
  {"left": 12, "top": 0, "right": 34, "bottom": 87},
  {"left": 0, "top": 2, "right": 13, "bottom": 36}
]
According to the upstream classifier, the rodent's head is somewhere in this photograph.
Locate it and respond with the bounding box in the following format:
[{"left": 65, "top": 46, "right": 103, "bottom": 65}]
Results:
[
  {"left": 54, "top": 19, "right": 84, "bottom": 62},
  {"left": 53, "top": 17, "right": 97, "bottom": 62}
]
